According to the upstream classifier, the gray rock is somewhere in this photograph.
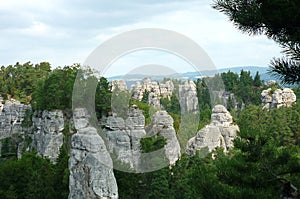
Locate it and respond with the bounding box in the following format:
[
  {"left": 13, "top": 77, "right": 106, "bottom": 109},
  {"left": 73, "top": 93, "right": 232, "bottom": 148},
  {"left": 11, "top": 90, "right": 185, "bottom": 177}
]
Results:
[
  {"left": 111, "top": 80, "right": 127, "bottom": 91},
  {"left": 0, "top": 101, "right": 66, "bottom": 162},
  {"left": 159, "top": 80, "right": 174, "bottom": 100},
  {"left": 0, "top": 101, "right": 32, "bottom": 159},
  {"left": 32, "top": 110, "right": 64, "bottom": 162},
  {"left": 103, "top": 106, "right": 146, "bottom": 170},
  {"left": 0, "top": 101, "right": 31, "bottom": 140},
  {"left": 131, "top": 81, "right": 144, "bottom": 101},
  {"left": 186, "top": 105, "right": 239, "bottom": 155},
  {"left": 69, "top": 108, "right": 118, "bottom": 199},
  {"left": 261, "top": 88, "right": 296, "bottom": 109},
  {"left": 148, "top": 111, "right": 181, "bottom": 165},
  {"left": 179, "top": 80, "right": 198, "bottom": 113},
  {"left": 73, "top": 108, "right": 90, "bottom": 129},
  {"left": 130, "top": 78, "right": 174, "bottom": 108},
  {"left": 148, "top": 92, "right": 160, "bottom": 109}
]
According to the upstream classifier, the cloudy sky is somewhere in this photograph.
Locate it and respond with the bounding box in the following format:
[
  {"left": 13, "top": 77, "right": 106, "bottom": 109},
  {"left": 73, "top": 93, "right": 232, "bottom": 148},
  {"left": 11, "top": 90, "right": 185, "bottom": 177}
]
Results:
[{"left": 0, "top": 0, "right": 282, "bottom": 76}]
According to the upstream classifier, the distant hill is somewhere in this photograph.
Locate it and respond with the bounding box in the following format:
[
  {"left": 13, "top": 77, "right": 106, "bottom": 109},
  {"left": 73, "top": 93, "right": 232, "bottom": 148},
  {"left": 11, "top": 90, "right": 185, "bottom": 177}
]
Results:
[{"left": 107, "top": 66, "right": 279, "bottom": 87}]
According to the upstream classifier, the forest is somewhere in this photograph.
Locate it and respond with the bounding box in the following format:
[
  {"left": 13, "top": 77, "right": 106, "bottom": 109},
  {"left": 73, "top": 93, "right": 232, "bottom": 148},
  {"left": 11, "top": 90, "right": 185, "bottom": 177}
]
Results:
[{"left": 0, "top": 61, "right": 299, "bottom": 198}]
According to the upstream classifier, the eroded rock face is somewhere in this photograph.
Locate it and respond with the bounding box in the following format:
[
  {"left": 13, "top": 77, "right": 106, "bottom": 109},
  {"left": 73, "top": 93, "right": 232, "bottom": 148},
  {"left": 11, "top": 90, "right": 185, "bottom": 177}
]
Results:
[
  {"left": 0, "top": 100, "right": 32, "bottom": 159},
  {"left": 148, "top": 111, "right": 181, "bottom": 165},
  {"left": 111, "top": 80, "right": 127, "bottom": 91},
  {"left": 69, "top": 108, "right": 118, "bottom": 199},
  {"left": 130, "top": 78, "right": 174, "bottom": 108},
  {"left": 186, "top": 105, "right": 239, "bottom": 155},
  {"left": 131, "top": 81, "right": 144, "bottom": 101},
  {"left": 261, "top": 88, "right": 296, "bottom": 109},
  {"left": 159, "top": 80, "right": 174, "bottom": 100},
  {"left": 0, "top": 100, "right": 66, "bottom": 161},
  {"left": 32, "top": 110, "right": 64, "bottom": 162},
  {"left": 103, "top": 105, "right": 146, "bottom": 170},
  {"left": 0, "top": 101, "right": 31, "bottom": 140},
  {"left": 179, "top": 80, "right": 198, "bottom": 113}
]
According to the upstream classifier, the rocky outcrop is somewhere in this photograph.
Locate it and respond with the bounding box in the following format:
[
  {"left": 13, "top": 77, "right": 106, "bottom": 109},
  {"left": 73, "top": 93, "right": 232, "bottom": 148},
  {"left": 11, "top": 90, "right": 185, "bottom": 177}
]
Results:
[
  {"left": 103, "top": 105, "right": 146, "bottom": 170},
  {"left": 0, "top": 100, "right": 32, "bottom": 159},
  {"left": 130, "top": 78, "right": 174, "bottom": 108},
  {"left": 261, "top": 88, "right": 296, "bottom": 109},
  {"left": 69, "top": 108, "right": 118, "bottom": 199},
  {"left": 159, "top": 80, "right": 174, "bottom": 100},
  {"left": 32, "top": 110, "right": 64, "bottom": 162},
  {"left": 147, "top": 111, "right": 181, "bottom": 165},
  {"left": 186, "top": 105, "right": 239, "bottom": 155},
  {"left": 104, "top": 106, "right": 181, "bottom": 170},
  {"left": 0, "top": 100, "right": 31, "bottom": 140},
  {"left": 179, "top": 80, "right": 198, "bottom": 113},
  {"left": 0, "top": 99, "right": 66, "bottom": 161},
  {"left": 111, "top": 80, "right": 127, "bottom": 91},
  {"left": 131, "top": 81, "right": 143, "bottom": 101}
]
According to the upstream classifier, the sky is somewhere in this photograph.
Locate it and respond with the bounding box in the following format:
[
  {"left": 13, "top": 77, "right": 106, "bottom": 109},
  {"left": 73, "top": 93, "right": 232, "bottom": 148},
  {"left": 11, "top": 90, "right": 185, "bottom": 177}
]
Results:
[{"left": 0, "top": 0, "right": 283, "bottom": 77}]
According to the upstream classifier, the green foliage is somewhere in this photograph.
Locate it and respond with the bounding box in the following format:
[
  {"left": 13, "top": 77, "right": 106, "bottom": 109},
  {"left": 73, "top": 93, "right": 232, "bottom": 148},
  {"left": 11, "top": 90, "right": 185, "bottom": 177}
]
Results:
[
  {"left": 212, "top": 0, "right": 300, "bottom": 84},
  {"left": 0, "top": 62, "right": 51, "bottom": 103},
  {"left": 54, "top": 147, "right": 70, "bottom": 199},
  {"left": 21, "top": 109, "right": 33, "bottom": 128},
  {"left": 0, "top": 150, "right": 69, "bottom": 199},
  {"left": 160, "top": 94, "right": 181, "bottom": 116},
  {"left": 32, "top": 65, "right": 78, "bottom": 110},
  {"left": 221, "top": 71, "right": 239, "bottom": 92},
  {"left": 130, "top": 100, "right": 152, "bottom": 125},
  {"left": 160, "top": 92, "right": 181, "bottom": 132},
  {"left": 141, "top": 90, "right": 149, "bottom": 104},
  {"left": 95, "top": 77, "right": 112, "bottom": 118},
  {"left": 115, "top": 104, "right": 300, "bottom": 198},
  {"left": 214, "top": 104, "right": 300, "bottom": 197},
  {"left": 0, "top": 138, "right": 17, "bottom": 159},
  {"left": 253, "top": 71, "right": 262, "bottom": 87},
  {"left": 140, "top": 136, "right": 166, "bottom": 153},
  {"left": 219, "top": 70, "right": 263, "bottom": 106}
]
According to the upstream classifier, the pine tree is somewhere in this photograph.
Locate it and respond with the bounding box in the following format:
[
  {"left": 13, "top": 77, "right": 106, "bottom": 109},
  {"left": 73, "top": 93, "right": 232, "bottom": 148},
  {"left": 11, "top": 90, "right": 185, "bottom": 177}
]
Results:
[{"left": 212, "top": 0, "right": 300, "bottom": 84}]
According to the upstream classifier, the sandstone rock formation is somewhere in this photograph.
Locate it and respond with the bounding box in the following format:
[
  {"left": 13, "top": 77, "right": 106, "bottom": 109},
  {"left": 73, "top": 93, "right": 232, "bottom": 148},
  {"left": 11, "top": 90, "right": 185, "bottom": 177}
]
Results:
[
  {"left": 261, "top": 88, "right": 296, "bottom": 109},
  {"left": 69, "top": 108, "right": 118, "bottom": 199},
  {"left": 159, "top": 80, "right": 174, "bottom": 100},
  {"left": 111, "top": 80, "right": 127, "bottom": 91},
  {"left": 32, "top": 110, "right": 65, "bottom": 162},
  {"left": 130, "top": 78, "right": 174, "bottom": 108},
  {"left": 0, "top": 100, "right": 32, "bottom": 159},
  {"left": 179, "top": 80, "right": 198, "bottom": 113},
  {"left": 0, "top": 100, "right": 31, "bottom": 140},
  {"left": 186, "top": 105, "right": 239, "bottom": 155},
  {"left": 147, "top": 111, "right": 181, "bottom": 165},
  {"left": 103, "top": 105, "right": 146, "bottom": 170}
]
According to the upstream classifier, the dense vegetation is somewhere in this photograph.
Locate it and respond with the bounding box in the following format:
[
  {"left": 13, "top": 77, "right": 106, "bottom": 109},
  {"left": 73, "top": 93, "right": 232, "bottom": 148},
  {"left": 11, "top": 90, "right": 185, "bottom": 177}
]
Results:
[
  {"left": 0, "top": 61, "right": 299, "bottom": 198},
  {"left": 114, "top": 103, "right": 300, "bottom": 199},
  {"left": 0, "top": 148, "right": 69, "bottom": 199}
]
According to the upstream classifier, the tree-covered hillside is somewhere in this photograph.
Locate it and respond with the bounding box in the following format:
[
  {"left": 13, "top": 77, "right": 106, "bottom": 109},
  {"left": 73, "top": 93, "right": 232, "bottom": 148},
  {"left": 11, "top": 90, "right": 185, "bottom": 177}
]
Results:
[{"left": 0, "top": 62, "right": 299, "bottom": 198}]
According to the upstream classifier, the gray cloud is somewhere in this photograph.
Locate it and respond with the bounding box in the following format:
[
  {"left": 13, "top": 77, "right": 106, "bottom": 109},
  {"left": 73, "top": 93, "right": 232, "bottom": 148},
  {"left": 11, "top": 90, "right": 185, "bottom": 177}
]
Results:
[{"left": 0, "top": 0, "right": 282, "bottom": 74}]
